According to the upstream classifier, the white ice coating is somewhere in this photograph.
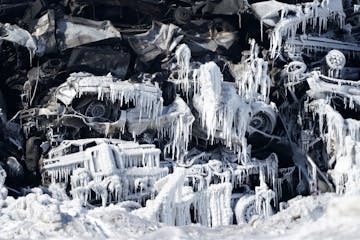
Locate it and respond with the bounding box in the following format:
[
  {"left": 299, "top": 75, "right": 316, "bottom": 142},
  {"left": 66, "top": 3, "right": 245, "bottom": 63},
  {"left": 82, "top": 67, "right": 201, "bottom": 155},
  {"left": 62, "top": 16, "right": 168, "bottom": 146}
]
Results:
[
  {"left": 192, "top": 62, "right": 252, "bottom": 161},
  {"left": 308, "top": 100, "right": 360, "bottom": 194},
  {"left": 125, "top": 96, "right": 194, "bottom": 162},
  {"left": 135, "top": 166, "right": 233, "bottom": 227},
  {"left": 325, "top": 50, "right": 346, "bottom": 79},
  {"left": 158, "top": 97, "right": 195, "bottom": 162},
  {"left": 42, "top": 139, "right": 166, "bottom": 206},
  {"left": 236, "top": 39, "right": 271, "bottom": 103},
  {"left": 56, "top": 72, "right": 163, "bottom": 120},
  {"left": 307, "top": 71, "right": 360, "bottom": 109},
  {"left": 269, "top": 0, "right": 346, "bottom": 58},
  {"left": 232, "top": 154, "right": 278, "bottom": 195},
  {"left": 193, "top": 62, "right": 223, "bottom": 141},
  {"left": 0, "top": 23, "right": 37, "bottom": 62},
  {"left": 175, "top": 44, "right": 192, "bottom": 96},
  {"left": 255, "top": 168, "right": 276, "bottom": 220},
  {"left": 285, "top": 61, "right": 307, "bottom": 91},
  {"left": 0, "top": 165, "right": 7, "bottom": 206}
]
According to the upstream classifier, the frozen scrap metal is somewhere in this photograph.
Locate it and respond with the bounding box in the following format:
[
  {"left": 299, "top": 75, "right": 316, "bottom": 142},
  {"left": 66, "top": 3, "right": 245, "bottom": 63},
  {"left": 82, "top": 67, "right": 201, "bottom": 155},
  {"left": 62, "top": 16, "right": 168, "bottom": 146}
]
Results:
[
  {"left": 0, "top": 22, "right": 37, "bottom": 59},
  {"left": 252, "top": 0, "right": 346, "bottom": 58},
  {"left": 128, "top": 21, "right": 183, "bottom": 63},
  {"left": 18, "top": 72, "right": 163, "bottom": 138},
  {"left": 42, "top": 138, "right": 166, "bottom": 206},
  {"left": 56, "top": 72, "right": 163, "bottom": 119},
  {"left": 67, "top": 47, "right": 130, "bottom": 78},
  {"left": 1, "top": 12, "right": 122, "bottom": 57},
  {"left": 55, "top": 15, "right": 121, "bottom": 51},
  {"left": 306, "top": 99, "right": 360, "bottom": 194},
  {"left": 1, "top": 0, "right": 360, "bottom": 231},
  {"left": 135, "top": 153, "right": 279, "bottom": 226}
]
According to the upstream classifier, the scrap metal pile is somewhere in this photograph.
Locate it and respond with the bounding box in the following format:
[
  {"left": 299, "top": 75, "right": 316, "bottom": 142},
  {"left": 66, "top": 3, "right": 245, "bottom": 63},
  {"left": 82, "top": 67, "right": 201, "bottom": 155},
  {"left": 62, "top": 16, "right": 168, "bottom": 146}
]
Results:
[{"left": 1, "top": 0, "right": 360, "bottom": 227}]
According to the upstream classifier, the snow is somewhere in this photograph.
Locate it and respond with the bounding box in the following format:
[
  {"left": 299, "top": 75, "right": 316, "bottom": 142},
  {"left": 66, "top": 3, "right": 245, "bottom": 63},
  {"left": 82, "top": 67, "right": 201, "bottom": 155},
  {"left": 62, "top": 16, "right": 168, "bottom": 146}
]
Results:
[
  {"left": 139, "top": 194, "right": 360, "bottom": 240},
  {"left": 1, "top": 177, "right": 360, "bottom": 240}
]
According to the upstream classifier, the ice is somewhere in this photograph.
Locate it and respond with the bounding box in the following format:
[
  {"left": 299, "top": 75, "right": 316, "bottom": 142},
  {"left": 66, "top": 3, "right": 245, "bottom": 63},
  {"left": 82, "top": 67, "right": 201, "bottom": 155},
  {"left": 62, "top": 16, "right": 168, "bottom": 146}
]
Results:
[
  {"left": 255, "top": 168, "right": 276, "bottom": 220},
  {"left": 0, "top": 165, "right": 7, "bottom": 207},
  {"left": 135, "top": 166, "right": 233, "bottom": 227},
  {"left": 307, "top": 71, "right": 360, "bottom": 108},
  {"left": 192, "top": 62, "right": 252, "bottom": 161},
  {"left": 192, "top": 62, "right": 223, "bottom": 141},
  {"left": 308, "top": 100, "right": 360, "bottom": 194},
  {"left": 236, "top": 39, "right": 271, "bottom": 103},
  {"left": 42, "top": 139, "right": 166, "bottom": 206},
  {"left": 56, "top": 72, "right": 163, "bottom": 120},
  {"left": 175, "top": 44, "right": 192, "bottom": 96},
  {"left": 269, "top": 0, "right": 345, "bottom": 58},
  {"left": 158, "top": 97, "right": 195, "bottom": 162}
]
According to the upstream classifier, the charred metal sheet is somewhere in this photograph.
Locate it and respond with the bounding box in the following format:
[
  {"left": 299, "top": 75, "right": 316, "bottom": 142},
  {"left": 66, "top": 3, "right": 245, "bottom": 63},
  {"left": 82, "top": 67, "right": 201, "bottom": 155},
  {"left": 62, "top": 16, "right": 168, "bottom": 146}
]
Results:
[
  {"left": 67, "top": 47, "right": 130, "bottom": 78},
  {"left": 56, "top": 16, "right": 121, "bottom": 51}
]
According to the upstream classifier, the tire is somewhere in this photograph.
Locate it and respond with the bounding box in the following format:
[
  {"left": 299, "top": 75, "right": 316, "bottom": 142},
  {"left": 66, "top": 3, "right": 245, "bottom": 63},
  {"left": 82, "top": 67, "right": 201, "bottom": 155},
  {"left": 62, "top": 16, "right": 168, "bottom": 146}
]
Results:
[{"left": 235, "top": 194, "right": 257, "bottom": 224}]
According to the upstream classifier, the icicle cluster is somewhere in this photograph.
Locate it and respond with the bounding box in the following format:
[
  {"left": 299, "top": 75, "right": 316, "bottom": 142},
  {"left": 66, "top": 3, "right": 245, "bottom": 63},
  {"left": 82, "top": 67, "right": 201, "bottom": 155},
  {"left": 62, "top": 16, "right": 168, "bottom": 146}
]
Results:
[
  {"left": 135, "top": 166, "right": 233, "bottom": 227},
  {"left": 269, "top": 0, "right": 346, "bottom": 58},
  {"left": 193, "top": 62, "right": 223, "bottom": 141},
  {"left": 255, "top": 168, "right": 276, "bottom": 220},
  {"left": 233, "top": 154, "right": 278, "bottom": 192},
  {"left": 175, "top": 44, "right": 191, "bottom": 96},
  {"left": 42, "top": 139, "right": 167, "bottom": 206},
  {"left": 193, "top": 62, "right": 252, "bottom": 161},
  {"left": 236, "top": 39, "right": 271, "bottom": 103},
  {"left": 309, "top": 100, "right": 360, "bottom": 194},
  {"left": 57, "top": 72, "right": 163, "bottom": 120},
  {"left": 158, "top": 97, "right": 195, "bottom": 162}
]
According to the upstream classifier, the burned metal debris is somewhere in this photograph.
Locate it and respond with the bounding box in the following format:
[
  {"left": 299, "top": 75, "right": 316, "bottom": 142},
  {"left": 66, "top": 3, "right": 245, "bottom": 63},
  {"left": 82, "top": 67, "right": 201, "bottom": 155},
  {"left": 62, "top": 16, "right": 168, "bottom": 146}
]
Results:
[{"left": 0, "top": 0, "right": 360, "bottom": 227}]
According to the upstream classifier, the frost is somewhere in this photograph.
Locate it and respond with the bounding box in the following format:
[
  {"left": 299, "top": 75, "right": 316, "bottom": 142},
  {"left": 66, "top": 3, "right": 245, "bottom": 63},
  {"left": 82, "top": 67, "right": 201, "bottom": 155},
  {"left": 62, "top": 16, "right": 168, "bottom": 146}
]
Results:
[
  {"left": 268, "top": 0, "right": 346, "bottom": 58},
  {"left": 158, "top": 97, "right": 195, "bottom": 162},
  {"left": 308, "top": 100, "right": 360, "bottom": 194},
  {"left": 235, "top": 39, "right": 271, "bottom": 103},
  {"left": 175, "top": 44, "right": 192, "bottom": 96},
  {"left": 56, "top": 72, "right": 163, "bottom": 120},
  {"left": 192, "top": 62, "right": 252, "bottom": 161},
  {"left": 42, "top": 139, "right": 166, "bottom": 206},
  {"left": 135, "top": 166, "right": 233, "bottom": 227},
  {"left": 0, "top": 165, "right": 7, "bottom": 206}
]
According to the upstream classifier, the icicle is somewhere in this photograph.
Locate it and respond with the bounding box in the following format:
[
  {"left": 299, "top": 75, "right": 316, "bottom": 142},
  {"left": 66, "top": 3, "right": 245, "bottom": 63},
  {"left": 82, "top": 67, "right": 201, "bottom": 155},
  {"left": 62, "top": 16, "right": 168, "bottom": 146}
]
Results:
[
  {"left": 57, "top": 73, "right": 163, "bottom": 121},
  {"left": 235, "top": 40, "right": 271, "bottom": 103},
  {"left": 269, "top": 0, "right": 345, "bottom": 59},
  {"left": 309, "top": 100, "right": 360, "bottom": 194},
  {"left": 255, "top": 168, "right": 275, "bottom": 220},
  {"left": 175, "top": 44, "right": 191, "bottom": 97}
]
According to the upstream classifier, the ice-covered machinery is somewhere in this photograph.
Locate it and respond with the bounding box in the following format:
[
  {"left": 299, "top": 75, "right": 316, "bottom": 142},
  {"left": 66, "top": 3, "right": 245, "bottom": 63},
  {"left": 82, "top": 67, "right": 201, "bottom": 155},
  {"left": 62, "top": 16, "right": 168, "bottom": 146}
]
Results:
[{"left": 42, "top": 139, "right": 167, "bottom": 206}]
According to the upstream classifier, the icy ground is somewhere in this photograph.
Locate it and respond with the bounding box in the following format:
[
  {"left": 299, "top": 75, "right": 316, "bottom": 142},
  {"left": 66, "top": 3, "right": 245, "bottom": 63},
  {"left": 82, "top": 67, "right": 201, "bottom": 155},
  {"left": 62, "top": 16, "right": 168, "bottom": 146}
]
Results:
[{"left": 0, "top": 188, "right": 359, "bottom": 240}]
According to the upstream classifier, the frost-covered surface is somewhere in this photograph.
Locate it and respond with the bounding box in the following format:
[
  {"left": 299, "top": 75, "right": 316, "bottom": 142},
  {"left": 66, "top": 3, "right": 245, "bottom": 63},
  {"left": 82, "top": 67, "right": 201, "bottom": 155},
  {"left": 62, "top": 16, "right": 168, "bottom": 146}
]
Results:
[
  {"left": 140, "top": 193, "right": 360, "bottom": 240},
  {"left": 1, "top": 190, "right": 359, "bottom": 240},
  {"left": 1, "top": 0, "right": 360, "bottom": 238}
]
